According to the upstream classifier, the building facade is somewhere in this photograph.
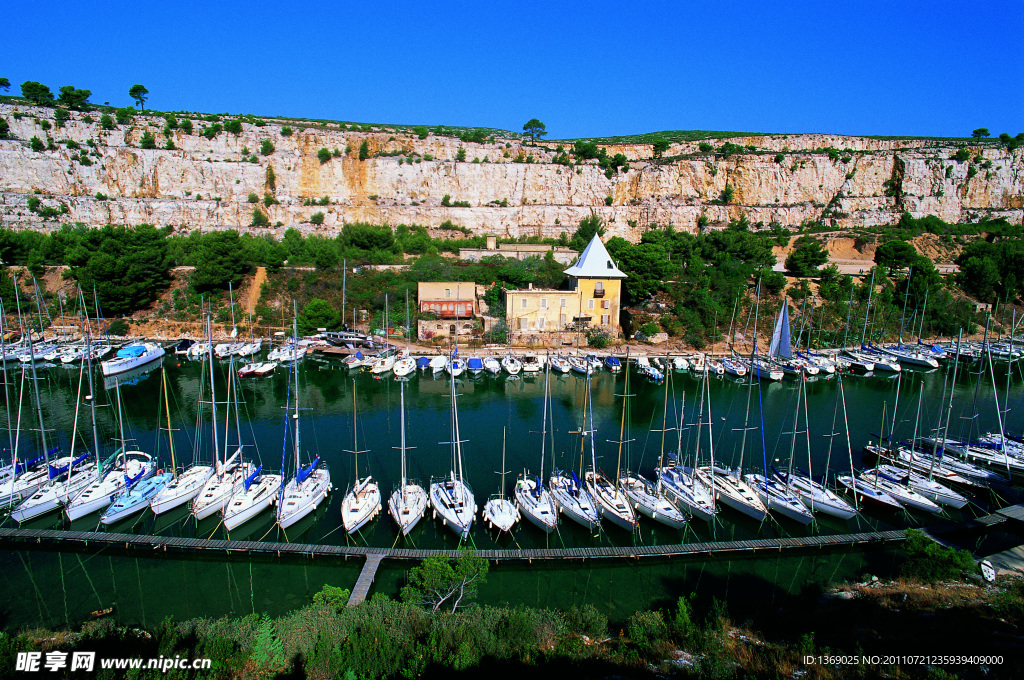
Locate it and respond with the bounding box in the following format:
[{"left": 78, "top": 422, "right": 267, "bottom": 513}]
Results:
[
  {"left": 417, "top": 282, "right": 476, "bottom": 319},
  {"left": 505, "top": 234, "right": 626, "bottom": 339}
]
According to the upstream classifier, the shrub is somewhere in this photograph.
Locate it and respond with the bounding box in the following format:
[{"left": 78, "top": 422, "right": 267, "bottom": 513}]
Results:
[
  {"left": 202, "top": 123, "right": 222, "bottom": 140},
  {"left": 441, "top": 194, "right": 452, "bottom": 207},
  {"left": 627, "top": 610, "right": 668, "bottom": 658},
  {"left": 115, "top": 107, "right": 134, "bottom": 125},
  {"left": 108, "top": 319, "right": 130, "bottom": 336},
  {"left": 774, "top": 152, "right": 784, "bottom": 163},
  {"left": 604, "top": 195, "right": 613, "bottom": 206},
  {"left": 308, "top": 212, "right": 325, "bottom": 225},
  {"left": 250, "top": 209, "right": 270, "bottom": 227},
  {"left": 224, "top": 119, "right": 243, "bottom": 135},
  {"left": 247, "top": 193, "right": 259, "bottom": 203},
  {"left": 180, "top": 118, "right": 193, "bottom": 134},
  {"left": 358, "top": 140, "right": 369, "bottom": 160},
  {"left": 30, "top": 136, "right": 45, "bottom": 152},
  {"left": 456, "top": 148, "right": 466, "bottom": 162},
  {"left": 260, "top": 139, "right": 274, "bottom": 155},
  {"left": 720, "top": 182, "right": 735, "bottom": 203},
  {"left": 266, "top": 165, "right": 276, "bottom": 191},
  {"left": 0, "top": 118, "right": 9, "bottom": 139},
  {"left": 140, "top": 131, "right": 156, "bottom": 149},
  {"left": 317, "top": 147, "right": 331, "bottom": 164},
  {"left": 318, "top": 196, "right": 330, "bottom": 206},
  {"left": 698, "top": 142, "right": 713, "bottom": 152},
  {"left": 952, "top": 148, "right": 971, "bottom": 162},
  {"left": 164, "top": 139, "right": 175, "bottom": 150},
  {"left": 99, "top": 113, "right": 114, "bottom": 130},
  {"left": 414, "top": 125, "right": 429, "bottom": 139},
  {"left": 94, "top": 192, "right": 107, "bottom": 200},
  {"left": 263, "top": 193, "right": 279, "bottom": 207},
  {"left": 900, "top": 528, "right": 975, "bottom": 582},
  {"left": 53, "top": 108, "right": 69, "bottom": 127},
  {"left": 280, "top": 126, "right": 292, "bottom": 136}
]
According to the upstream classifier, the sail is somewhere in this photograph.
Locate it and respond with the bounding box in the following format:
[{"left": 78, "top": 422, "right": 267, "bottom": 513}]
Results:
[
  {"left": 244, "top": 465, "right": 262, "bottom": 491},
  {"left": 297, "top": 456, "right": 320, "bottom": 484},
  {"left": 15, "top": 454, "right": 46, "bottom": 475},
  {"left": 768, "top": 303, "right": 793, "bottom": 359},
  {"left": 124, "top": 468, "right": 145, "bottom": 489}
]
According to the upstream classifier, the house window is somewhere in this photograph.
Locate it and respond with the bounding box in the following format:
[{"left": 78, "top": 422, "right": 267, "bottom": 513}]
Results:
[
  {"left": 521, "top": 298, "right": 528, "bottom": 309},
  {"left": 445, "top": 288, "right": 451, "bottom": 297},
  {"left": 560, "top": 313, "right": 567, "bottom": 325},
  {"left": 588, "top": 299, "right": 595, "bottom": 310},
  {"left": 602, "top": 299, "right": 610, "bottom": 309},
  {"left": 540, "top": 298, "right": 547, "bottom": 308},
  {"left": 595, "top": 281, "right": 604, "bottom": 293},
  {"left": 560, "top": 298, "right": 566, "bottom": 308},
  {"left": 601, "top": 314, "right": 609, "bottom": 325},
  {"left": 538, "top": 318, "right": 545, "bottom": 330},
  {"left": 518, "top": 317, "right": 528, "bottom": 330}
]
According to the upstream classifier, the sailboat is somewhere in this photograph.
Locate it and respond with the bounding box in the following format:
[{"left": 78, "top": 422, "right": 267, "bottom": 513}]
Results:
[
  {"left": 482, "top": 428, "right": 520, "bottom": 532},
  {"left": 221, "top": 366, "right": 280, "bottom": 531},
  {"left": 276, "top": 316, "right": 332, "bottom": 530},
  {"left": 656, "top": 377, "right": 718, "bottom": 522},
  {"left": 393, "top": 292, "right": 417, "bottom": 378},
  {"left": 12, "top": 304, "right": 101, "bottom": 522},
  {"left": 99, "top": 373, "right": 175, "bottom": 525},
  {"left": 514, "top": 362, "right": 559, "bottom": 533},
  {"left": 584, "top": 372, "right": 637, "bottom": 531},
  {"left": 388, "top": 382, "right": 428, "bottom": 535},
  {"left": 189, "top": 316, "right": 252, "bottom": 521},
  {"left": 428, "top": 373, "right": 476, "bottom": 538},
  {"left": 766, "top": 300, "right": 817, "bottom": 376},
  {"left": 619, "top": 356, "right": 687, "bottom": 528},
  {"left": 341, "top": 380, "right": 381, "bottom": 533},
  {"left": 549, "top": 376, "right": 601, "bottom": 530},
  {"left": 742, "top": 374, "right": 814, "bottom": 525}
]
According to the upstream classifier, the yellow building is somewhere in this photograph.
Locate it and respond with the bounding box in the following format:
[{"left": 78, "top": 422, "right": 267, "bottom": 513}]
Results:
[{"left": 506, "top": 234, "right": 626, "bottom": 338}]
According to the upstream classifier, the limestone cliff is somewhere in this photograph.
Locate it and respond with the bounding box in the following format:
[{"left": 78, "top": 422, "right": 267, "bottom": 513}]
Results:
[{"left": 0, "top": 104, "right": 1020, "bottom": 242}]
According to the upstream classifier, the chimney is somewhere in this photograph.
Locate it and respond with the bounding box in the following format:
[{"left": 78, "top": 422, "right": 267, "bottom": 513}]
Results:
[{"left": 486, "top": 235, "right": 497, "bottom": 250}]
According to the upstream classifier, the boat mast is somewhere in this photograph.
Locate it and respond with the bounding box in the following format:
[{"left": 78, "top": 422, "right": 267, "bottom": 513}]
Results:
[
  {"left": 206, "top": 315, "right": 221, "bottom": 475},
  {"left": 162, "top": 368, "right": 176, "bottom": 476},
  {"left": 293, "top": 313, "right": 301, "bottom": 478},
  {"left": 656, "top": 362, "right": 671, "bottom": 494},
  {"left": 341, "top": 259, "right": 346, "bottom": 330},
  {"left": 613, "top": 350, "right": 631, "bottom": 491},
  {"left": 26, "top": 301, "right": 48, "bottom": 464},
  {"left": 838, "top": 373, "right": 859, "bottom": 511},
  {"left": 985, "top": 341, "right": 1012, "bottom": 480},
  {"left": 966, "top": 312, "right": 991, "bottom": 446},
  {"left": 452, "top": 369, "right": 465, "bottom": 496},
  {"left": 539, "top": 360, "right": 549, "bottom": 489},
  {"left": 80, "top": 290, "right": 101, "bottom": 479},
  {"left": 933, "top": 329, "right": 963, "bottom": 472},
  {"left": 898, "top": 268, "right": 913, "bottom": 342},
  {"left": 910, "top": 382, "right": 924, "bottom": 479},
  {"left": 399, "top": 382, "right": 407, "bottom": 503},
  {"left": 738, "top": 280, "right": 760, "bottom": 475},
  {"left": 860, "top": 268, "right": 876, "bottom": 344},
  {"left": 0, "top": 300, "right": 13, "bottom": 460},
  {"left": 587, "top": 372, "right": 599, "bottom": 493},
  {"left": 784, "top": 375, "right": 802, "bottom": 491}
]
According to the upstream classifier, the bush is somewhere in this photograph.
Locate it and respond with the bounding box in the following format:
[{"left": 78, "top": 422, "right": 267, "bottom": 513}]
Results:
[
  {"left": 140, "top": 131, "right": 156, "bottom": 149},
  {"left": 53, "top": 108, "right": 69, "bottom": 127},
  {"left": 358, "top": 140, "right": 369, "bottom": 160},
  {"left": 900, "top": 528, "right": 976, "bottom": 582},
  {"left": 260, "top": 139, "right": 274, "bottom": 155},
  {"left": 180, "top": 119, "right": 193, "bottom": 134},
  {"left": 224, "top": 119, "right": 243, "bottom": 135},
  {"left": 604, "top": 195, "right": 613, "bottom": 206},
  {"left": 99, "top": 113, "right": 114, "bottom": 130},
  {"left": 627, "top": 610, "right": 668, "bottom": 658},
  {"left": 413, "top": 125, "right": 429, "bottom": 139},
  {"left": 280, "top": 126, "right": 292, "bottom": 136},
  {"left": 317, "top": 147, "right": 331, "bottom": 164},
  {"left": 309, "top": 212, "right": 325, "bottom": 225},
  {"left": 263, "top": 193, "right": 279, "bottom": 207},
  {"left": 720, "top": 182, "right": 735, "bottom": 203},
  {"left": 94, "top": 192, "right": 107, "bottom": 200},
  {"left": 115, "top": 107, "right": 134, "bottom": 125},
  {"left": 202, "top": 123, "right": 222, "bottom": 140},
  {"left": 250, "top": 209, "right": 270, "bottom": 227},
  {"left": 30, "top": 136, "right": 44, "bottom": 152},
  {"left": 247, "top": 193, "right": 259, "bottom": 203},
  {"left": 108, "top": 318, "right": 130, "bottom": 336},
  {"left": 456, "top": 147, "right": 466, "bottom": 162}
]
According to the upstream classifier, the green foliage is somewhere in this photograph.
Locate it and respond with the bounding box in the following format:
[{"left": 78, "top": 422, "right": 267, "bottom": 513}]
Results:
[
  {"left": 564, "top": 603, "right": 607, "bottom": 638},
  {"left": 263, "top": 193, "right": 279, "bottom": 207},
  {"left": 627, "top": 610, "right": 668, "bottom": 658},
  {"left": 401, "top": 551, "right": 488, "bottom": 612},
  {"left": 0, "top": 78, "right": 8, "bottom": 90},
  {"left": 114, "top": 107, "right": 133, "bottom": 125},
  {"left": 247, "top": 193, "right": 259, "bottom": 203},
  {"left": 53, "top": 108, "right": 69, "bottom": 127},
  {"left": 107, "top": 318, "right": 130, "bottom": 336},
  {"left": 456, "top": 147, "right": 466, "bottom": 162},
  {"left": 224, "top": 119, "right": 243, "bottom": 135},
  {"left": 94, "top": 192, "right": 107, "bottom": 200},
  {"left": 952, "top": 148, "right": 971, "bottom": 162},
  {"left": 30, "top": 136, "right": 44, "bottom": 152},
  {"left": 180, "top": 118, "right": 193, "bottom": 134},
  {"left": 252, "top": 615, "right": 286, "bottom": 670},
  {"left": 604, "top": 195, "right": 613, "bottom": 206},
  {"left": 190, "top": 230, "right": 249, "bottom": 292},
  {"left": 140, "top": 130, "right": 156, "bottom": 149},
  {"left": 202, "top": 123, "right": 222, "bottom": 140},
  {"left": 761, "top": 269, "right": 787, "bottom": 295},
  {"left": 299, "top": 298, "right": 339, "bottom": 334},
  {"left": 522, "top": 118, "right": 546, "bottom": 143},
  {"left": 358, "top": 140, "right": 369, "bottom": 160},
  {"left": 651, "top": 138, "right": 669, "bottom": 158},
  {"left": 99, "top": 113, "right": 114, "bottom": 130},
  {"left": 250, "top": 208, "right": 270, "bottom": 227},
  {"left": 311, "top": 584, "right": 351, "bottom": 609},
  {"left": 874, "top": 239, "right": 918, "bottom": 274},
  {"left": 569, "top": 214, "right": 606, "bottom": 251},
  {"left": 413, "top": 125, "right": 429, "bottom": 139},
  {"left": 21, "top": 81, "right": 54, "bottom": 105},
  {"left": 900, "top": 529, "right": 976, "bottom": 582},
  {"left": 971, "top": 127, "right": 989, "bottom": 139},
  {"left": 720, "top": 182, "right": 735, "bottom": 203},
  {"left": 57, "top": 85, "right": 91, "bottom": 110},
  {"left": 259, "top": 139, "right": 274, "bottom": 155},
  {"left": 784, "top": 235, "right": 829, "bottom": 276},
  {"left": 317, "top": 147, "right": 331, "bottom": 164},
  {"left": 128, "top": 84, "right": 149, "bottom": 109}
]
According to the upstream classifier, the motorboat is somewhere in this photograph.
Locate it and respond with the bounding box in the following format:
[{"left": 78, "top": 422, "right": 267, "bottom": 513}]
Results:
[{"left": 100, "top": 342, "right": 165, "bottom": 377}]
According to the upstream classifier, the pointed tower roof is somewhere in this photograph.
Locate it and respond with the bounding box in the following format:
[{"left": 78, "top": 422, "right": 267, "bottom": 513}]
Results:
[{"left": 563, "top": 234, "right": 627, "bottom": 279}]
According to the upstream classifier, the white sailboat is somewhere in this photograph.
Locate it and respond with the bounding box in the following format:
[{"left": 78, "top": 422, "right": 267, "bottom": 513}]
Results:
[
  {"left": 341, "top": 380, "right": 381, "bottom": 533},
  {"left": 482, "top": 428, "right": 520, "bottom": 532},
  {"left": 429, "top": 374, "right": 476, "bottom": 539},
  {"left": 621, "top": 366, "right": 687, "bottom": 529},
  {"left": 549, "top": 374, "right": 601, "bottom": 530},
  {"left": 388, "top": 382, "right": 427, "bottom": 535},
  {"left": 514, "top": 363, "right": 559, "bottom": 533},
  {"left": 276, "top": 316, "right": 332, "bottom": 530},
  {"left": 581, "top": 372, "right": 637, "bottom": 531}
]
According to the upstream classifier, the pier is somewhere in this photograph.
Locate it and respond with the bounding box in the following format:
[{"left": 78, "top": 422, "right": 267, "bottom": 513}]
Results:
[{"left": 0, "top": 528, "right": 908, "bottom": 603}]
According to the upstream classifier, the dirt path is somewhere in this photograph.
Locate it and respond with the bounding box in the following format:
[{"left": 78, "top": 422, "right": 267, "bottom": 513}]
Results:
[{"left": 244, "top": 266, "right": 267, "bottom": 311}]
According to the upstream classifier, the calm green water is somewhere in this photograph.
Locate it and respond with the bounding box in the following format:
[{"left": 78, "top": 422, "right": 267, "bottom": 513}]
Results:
[{"left": 0, "top": 354, "right": 1019, "bottom": 629}]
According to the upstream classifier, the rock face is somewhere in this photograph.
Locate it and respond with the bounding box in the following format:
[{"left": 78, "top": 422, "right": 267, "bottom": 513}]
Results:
[{"left": 1, "top": 104, "right": 1020, "bottom": 241}]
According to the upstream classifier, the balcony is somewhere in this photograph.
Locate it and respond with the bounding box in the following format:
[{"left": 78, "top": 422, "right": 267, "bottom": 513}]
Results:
[{"left": 593, "top": 288, "right": 605, "bottom": 298}]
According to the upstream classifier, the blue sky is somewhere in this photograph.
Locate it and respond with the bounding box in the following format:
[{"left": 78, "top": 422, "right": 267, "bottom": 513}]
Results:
[{"left": 5, "top": 1, "right": 1021, "bottom": 139}]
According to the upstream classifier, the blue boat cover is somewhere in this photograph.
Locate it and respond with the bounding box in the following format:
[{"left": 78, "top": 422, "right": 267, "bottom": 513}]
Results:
[
  {"left": 467, "top": 357, "right": 484, "bottom": 370},
  {"left": 124, "top": 468, "right": 146, "bottom": 489},
  {"left": 116, "top": 345, "right": 146, "bottom": 358},
  {"left": 534, "top": 476, "right": 543, "bottom": 498},
  {"left": 48, "top": 461, "right": 67, "bottom": 479},
  {"left": 244, "top": 464, "right": 263, "bottom": 491},
  {"left": 570, "top": 470, "right": 582, "bottom": 496},
  {"left": 605, "top": 356, "right": 621, "bottom": 368},
  {"left": 416, "top": 356, "right": 430, "bottom": 369},
  {"left": 297, "top": 456, "right": 320, "bottom": 484},
  {"left": 15, "top": 454, "right": 46, "bottom": 475}
]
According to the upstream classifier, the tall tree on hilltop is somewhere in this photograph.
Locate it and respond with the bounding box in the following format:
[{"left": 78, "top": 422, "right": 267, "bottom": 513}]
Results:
[
  {"left": 20, "top": 81, "right": 54, "bottom": 105},
  {"left": 129, "top": 84, "right": 149, "bottom": 110},
  {"left": 522, "top": 118, "right": 546, "bottom": 145}
]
